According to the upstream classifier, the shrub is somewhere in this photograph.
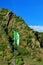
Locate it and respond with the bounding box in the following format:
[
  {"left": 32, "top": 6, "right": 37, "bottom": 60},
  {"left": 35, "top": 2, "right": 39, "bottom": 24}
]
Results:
[
  {"left": 37, "top": 57, "right": 42, "bottom": 62},
  {"left": 5, "top": 54, "right": 13, "bottom": 61},
  {"left": 0, "top": 51, "right": 3, "bottom": 56},
  {"left": 0, "top": 15, "right": 3, "bottom": 20},
  {"left": 27, "top": 39, "right": 32, "bottom": 48},
  {"left": 16, "top": 57, "right": 23, "bottom": 65},
  {"left": 18, "top": 47, "right": 29, "bottom": 56}
]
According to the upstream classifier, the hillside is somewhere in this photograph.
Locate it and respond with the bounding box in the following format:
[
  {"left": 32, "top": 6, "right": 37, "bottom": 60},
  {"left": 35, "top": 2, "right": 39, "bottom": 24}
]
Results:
[{"left": 0, "top": 8, "right": 43, "bottom": 65}]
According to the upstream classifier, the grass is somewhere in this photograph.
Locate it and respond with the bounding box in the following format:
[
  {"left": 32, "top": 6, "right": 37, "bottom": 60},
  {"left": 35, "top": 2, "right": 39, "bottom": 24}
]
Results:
[{"left": 23, "top": 55, "right": 43, "bottom": 65}]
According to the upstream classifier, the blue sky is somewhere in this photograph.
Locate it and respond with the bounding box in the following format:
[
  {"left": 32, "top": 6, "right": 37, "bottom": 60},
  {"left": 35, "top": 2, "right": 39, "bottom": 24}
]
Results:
[{"left": 0, "top": 0, "right": 43, "bottom": 32}]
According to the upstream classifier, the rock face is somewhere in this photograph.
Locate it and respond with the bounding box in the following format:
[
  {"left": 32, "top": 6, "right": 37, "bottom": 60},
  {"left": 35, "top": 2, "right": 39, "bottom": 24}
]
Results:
[{"left": 0, "top": 8, "right": 43, "bottom": 65}]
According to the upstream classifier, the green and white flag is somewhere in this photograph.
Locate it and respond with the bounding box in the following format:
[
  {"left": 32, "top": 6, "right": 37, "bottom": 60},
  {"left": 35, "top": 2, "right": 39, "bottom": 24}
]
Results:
[{"left": 14, "top": 31, "right": 19, "bottom": 45}]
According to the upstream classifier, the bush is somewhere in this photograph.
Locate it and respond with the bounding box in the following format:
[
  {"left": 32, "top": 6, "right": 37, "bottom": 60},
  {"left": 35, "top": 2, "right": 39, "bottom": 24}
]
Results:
[
  {"left": 18, "top": 47, "right": 29, "bottom": 56},
  {"left": 5, "top": 54, "right": 13, "bottom": 61},
  {"left": 37, "top": 57, "right": 42, "bottom": 62},
  {"left": 27, "top": 39, "right": 32, "bottom": 48},
  {"left": 16, "top": 57, "right": 23, "bottom": 65},
  {"left": 0, "top": 44, "right": 7, "bottom": 51},
  {"left": 0, "top": 51, "right": 3, "bottom": 56},
  {"left": 0, "top": 15, "right": 3, "bottom": 20}
]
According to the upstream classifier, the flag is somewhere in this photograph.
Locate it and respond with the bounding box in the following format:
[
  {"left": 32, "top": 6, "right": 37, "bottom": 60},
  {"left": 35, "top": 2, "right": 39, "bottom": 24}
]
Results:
[{"left": 14, "top": 31, "right": 19, "bottom": 45}]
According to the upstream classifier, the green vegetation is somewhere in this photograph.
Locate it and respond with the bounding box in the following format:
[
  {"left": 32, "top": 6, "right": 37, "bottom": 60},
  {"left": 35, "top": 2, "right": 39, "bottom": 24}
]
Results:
[{"left": 0, "top": 8, "right": 43, "bottom": 65}]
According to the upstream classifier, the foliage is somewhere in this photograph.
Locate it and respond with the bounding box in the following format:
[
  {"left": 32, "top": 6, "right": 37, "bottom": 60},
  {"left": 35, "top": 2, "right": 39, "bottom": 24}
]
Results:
[
  {"left": 16, "top": 56, "right": 23, "bottom": 65},
  {"left": 5, "top": 54, "right": 13, "bottom": 61},
  {"left": 0, "top": 14, "right": 3, "bottom": 20},
  {"left": 0, "top": 51, "right": 3, "bottom": 56},
  {"left": 0, "top": 8, "right": 43, "bottom": 65}
]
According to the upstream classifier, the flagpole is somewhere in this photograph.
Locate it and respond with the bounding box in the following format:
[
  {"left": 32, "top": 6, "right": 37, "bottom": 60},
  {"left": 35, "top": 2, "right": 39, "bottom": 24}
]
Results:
[
  {"left": 14, "top": 31, "right": 16, "bottom": 65},
  {"left": 14, "top": 44, "right": 16, "bottom": 65},
  {"left": 14, "top": 31, "right": 19, "bottom": 65}
]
